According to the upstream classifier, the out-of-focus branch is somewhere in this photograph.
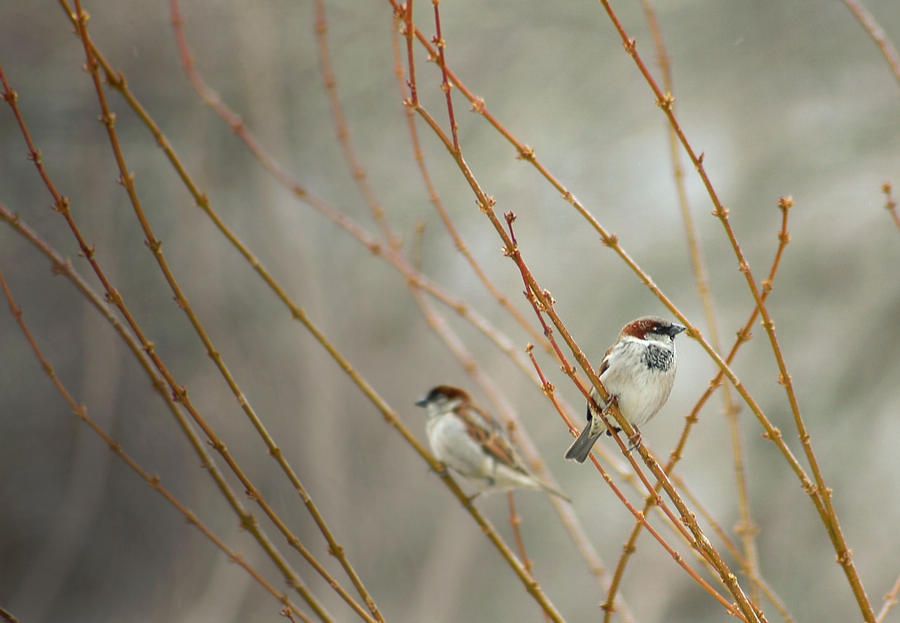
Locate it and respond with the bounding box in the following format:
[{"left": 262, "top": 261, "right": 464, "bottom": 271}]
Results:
[
  {"left": 0, "top": 260, "right": 310, "bottom": 623},
  {"left": 883, "top": 182, "right": 900, "bottom": 232},
  {"left": 639, "top": 0, "right": 759, "bottom": 603},
  {"left": 590, "top": 2, "right": 874, "bottom": 617},
  {"left": 390, "top": 13, "right": 550, "bottom": 352},
  {"left": 840, "top": 0, "right": 900, "bottom": 90}
]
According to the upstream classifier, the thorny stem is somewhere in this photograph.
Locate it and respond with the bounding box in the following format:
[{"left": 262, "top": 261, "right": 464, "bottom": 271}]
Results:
[{"left": 599, "top": 183, "right": 791, "bottom": 622}]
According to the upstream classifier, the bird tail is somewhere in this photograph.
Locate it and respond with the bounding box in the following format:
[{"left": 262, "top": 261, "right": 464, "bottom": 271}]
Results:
[
  {"left": 564, "top": 425, "right": 600, "bottom": 463},
  {"left": 537, "top": 480, "right": 571, "bottom": 502}
]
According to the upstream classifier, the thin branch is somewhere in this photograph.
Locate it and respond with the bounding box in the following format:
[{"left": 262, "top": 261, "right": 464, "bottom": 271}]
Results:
[
  {"left": 5, "top": 25, "right": 345, "bottom": 620},
  {"left": 840, "top": 0, "right": 900, "bottom": 90},
  {"left": 0, "top": 607, "right": 20, "bottom": 623},
  {"left": 167, "top": 0, "right": 535, "bottom": 384},
  {"left": 883, "top": 182, "right": 900, "bottom": 232},
  {"left": 383, "top": 9, "right": 829, "bottom": 557},
  {"left": 413, "top": 92, "right": 764, "bottom": 620},
  {"left": 401, "top": 0, "right": 418, "bottom": 106},
  {"left": 639, "top": 0, "right": 760, "bottom": 603},
  {"left": 603, "top": 197, "right": 793, "bottom": 622},
  {"left": 587, "top": 2, "right": 876, "bottom": 617},
  {"left": 312, "top": 0, "right": 398, "bottom": 251},
  {"left": 877, "top": 571, "right": 900, "bottom": 623},
  {"left": 390, "top": 13, "right": 550, "bottom": 352},
  {"left": 167, "top": 11, "right": 623, "bottom": 612},
  {"left": 506, "top": 492, "right": 534, "bottom": 575},
  {"left": 430, "top": 0, "right": 459, "bottom": 151},
  {"left": 0, "top": 261, "right": 310, "bottom": 623}
]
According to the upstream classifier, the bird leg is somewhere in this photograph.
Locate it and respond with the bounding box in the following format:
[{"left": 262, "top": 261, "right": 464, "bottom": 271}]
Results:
[{"left": 625, "top": 426, "right": 643, "bottom": 453}]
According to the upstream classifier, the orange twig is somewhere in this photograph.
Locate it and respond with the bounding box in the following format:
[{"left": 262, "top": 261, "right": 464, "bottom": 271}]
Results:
[{"left": 883, "top": 182, "right": 900, "bottom": 232}]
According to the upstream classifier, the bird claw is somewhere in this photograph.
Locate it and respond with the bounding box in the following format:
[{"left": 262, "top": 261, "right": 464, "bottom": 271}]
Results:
[
  {"left": 625, "top": 428, "right": 642, "bottom": 453},
  {"left": 430, "top": 462, "right": 449, "bottom": 476}
]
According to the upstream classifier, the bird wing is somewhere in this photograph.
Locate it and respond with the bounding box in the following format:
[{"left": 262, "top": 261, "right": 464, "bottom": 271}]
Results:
[
  {"left": 456, "top": 402, "right": 524, "bottom": 472},
  {"left": 586, "top": 348, "right": 613, "bottom": 420}
]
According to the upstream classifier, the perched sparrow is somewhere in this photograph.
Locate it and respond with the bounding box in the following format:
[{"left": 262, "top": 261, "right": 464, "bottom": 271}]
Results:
[
  {"left": 565, "top": 316, "right": 686, "bottom": 463},
  {"left": 416, "top": 385, "right": 569, "bottom": 500}
]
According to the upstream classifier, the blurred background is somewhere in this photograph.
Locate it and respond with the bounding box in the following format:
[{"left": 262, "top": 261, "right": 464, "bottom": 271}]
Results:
[{"left": 2, "top": 1, "right": 900, "bottom": 621}]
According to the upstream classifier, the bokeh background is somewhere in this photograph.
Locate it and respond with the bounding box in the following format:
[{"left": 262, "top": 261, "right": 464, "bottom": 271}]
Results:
[{"left": 2, "top": 1, "right": 900, "bottom": 622}]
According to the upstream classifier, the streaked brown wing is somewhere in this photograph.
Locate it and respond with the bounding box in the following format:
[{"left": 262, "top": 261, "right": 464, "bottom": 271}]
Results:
[
  {"left": 597, "top": 353, "right": 611, "bottom": 377},
  {"left": 586, "top": 347, "right": 614, "bottom": 420},
  {"left": 455, "top": 403, "right": 523, "bottom": 472}
]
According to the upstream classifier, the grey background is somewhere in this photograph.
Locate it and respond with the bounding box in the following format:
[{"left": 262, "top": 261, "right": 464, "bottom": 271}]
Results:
[{"left": 1, "top": 1, "right": 899, "bottom": 622}]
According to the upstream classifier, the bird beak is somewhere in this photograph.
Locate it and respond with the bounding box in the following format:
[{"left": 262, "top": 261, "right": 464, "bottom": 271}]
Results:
[
  {"left": 671, "top": 323, "right": 687, "bottom": 337},
  {"left": 414, "top": 396, "right": 430, "bottom": 407}
]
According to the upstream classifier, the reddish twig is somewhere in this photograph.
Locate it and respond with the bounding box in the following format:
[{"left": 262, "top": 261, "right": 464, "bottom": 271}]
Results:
[
  {"left": 639, "top": 0, "right": 760, "bottom": 602},
  {"left": 430, "top": 0, "right": 459, "bottom": 151},
  {"left": 883, "top": 182, "right": 900, "bottom": 232}
]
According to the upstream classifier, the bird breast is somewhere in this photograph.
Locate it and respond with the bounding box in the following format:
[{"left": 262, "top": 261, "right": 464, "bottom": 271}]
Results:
[{"left": 600, "top": 338, "right": 676, "bottom": 426}]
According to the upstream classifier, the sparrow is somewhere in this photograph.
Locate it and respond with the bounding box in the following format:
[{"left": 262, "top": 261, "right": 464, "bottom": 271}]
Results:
[
  {"left": 564, "top": 315, "right": 686, "bottom": 463},
  {"left": 416, "top": 385, "right": 569, "bottom": 500}
]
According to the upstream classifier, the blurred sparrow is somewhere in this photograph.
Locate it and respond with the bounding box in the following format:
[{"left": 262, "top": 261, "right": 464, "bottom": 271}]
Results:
[
  {"left": 416, "top": 385, "right": 569, "bottom": 500},
  {"left": 565, "top": 316, "right": 686, "bottom": 463}
]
